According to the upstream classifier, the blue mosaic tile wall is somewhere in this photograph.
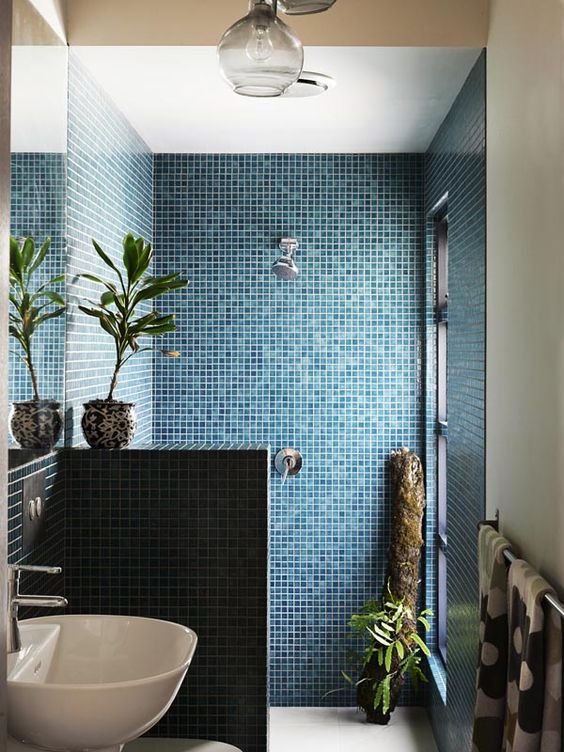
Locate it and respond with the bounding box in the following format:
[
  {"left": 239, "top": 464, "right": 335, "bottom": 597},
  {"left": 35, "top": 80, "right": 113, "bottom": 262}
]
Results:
[
  {"left": 9, "top": 153, "right": 66, "bottom": 412},
  {"left": 424, "top": 52, "right": 486, "bottom": 751},
  {"left": 66, "top": 55, "right": 153, "bottom": 446},
  {"left": 153, "top": 153, "right": 426, "bottom": 706}
]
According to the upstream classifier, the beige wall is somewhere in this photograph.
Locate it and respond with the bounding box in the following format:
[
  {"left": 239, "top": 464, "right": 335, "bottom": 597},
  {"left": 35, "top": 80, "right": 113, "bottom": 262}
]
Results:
[
  {"left": 487, "top": 0, "right": 564, "bottom": 593},
  {"left": 65, "top": 0, "right": 488, "bottom": 46}
]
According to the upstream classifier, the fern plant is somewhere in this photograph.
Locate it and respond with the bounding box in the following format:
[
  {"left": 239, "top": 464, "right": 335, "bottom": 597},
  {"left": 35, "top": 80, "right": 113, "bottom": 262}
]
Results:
[
  {"left": 78, "top": 234, "right": 188, "bottom": 401},
  {"left": 328, "top": 588, "right": 432, "bottom": 717},
  {"left": 9, "top": 236, "right": 66, "bottom": 401}
]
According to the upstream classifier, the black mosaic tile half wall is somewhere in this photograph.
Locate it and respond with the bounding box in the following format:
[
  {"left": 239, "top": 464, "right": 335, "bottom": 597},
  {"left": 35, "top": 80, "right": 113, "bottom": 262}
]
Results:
[{"left": 65, "top": 448, "right": 269, "bottom": 752}]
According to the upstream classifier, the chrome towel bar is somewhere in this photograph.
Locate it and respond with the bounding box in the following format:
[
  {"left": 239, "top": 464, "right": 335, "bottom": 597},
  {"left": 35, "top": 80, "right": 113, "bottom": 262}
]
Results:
[{"left": 479, "top": 518, "right": 564, "bottom": 621}]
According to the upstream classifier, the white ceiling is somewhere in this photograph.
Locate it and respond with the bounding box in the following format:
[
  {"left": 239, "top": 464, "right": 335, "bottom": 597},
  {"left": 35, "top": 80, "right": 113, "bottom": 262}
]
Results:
[
  {"left": 12, "top": 46, "right": 68, "bottom": 152},
  {"left": 73, "top": 46, "right": 481, "bottom": 153}
]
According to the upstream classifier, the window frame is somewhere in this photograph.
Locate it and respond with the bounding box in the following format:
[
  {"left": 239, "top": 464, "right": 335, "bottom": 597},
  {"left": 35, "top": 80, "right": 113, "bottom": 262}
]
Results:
[{"left": 435, "top": 210, "right": 449, "bottom": 666}]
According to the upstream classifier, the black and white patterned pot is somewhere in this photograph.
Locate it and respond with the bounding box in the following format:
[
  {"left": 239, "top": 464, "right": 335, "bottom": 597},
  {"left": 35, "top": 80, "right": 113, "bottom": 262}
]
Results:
[
  {"left": 81, "top": 401, "right": 137, "bottom": 449},
  {"left": 10, "top": 400, "right": 63, "bottom": 450}
]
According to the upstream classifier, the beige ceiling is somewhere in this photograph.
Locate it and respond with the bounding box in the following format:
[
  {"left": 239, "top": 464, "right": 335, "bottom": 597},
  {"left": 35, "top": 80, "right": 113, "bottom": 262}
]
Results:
[
  {"left": 13, "top": 0, "right": 64, "bottom": 45},
  {"left": 64, "top": 0, "right": 489, "bottom": 47}
]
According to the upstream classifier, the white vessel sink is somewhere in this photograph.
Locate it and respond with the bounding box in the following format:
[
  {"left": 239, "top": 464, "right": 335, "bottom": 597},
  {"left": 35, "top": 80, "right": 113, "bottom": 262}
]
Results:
[{"left": 8, "top": 615, "right": 198, "bottom": 752}]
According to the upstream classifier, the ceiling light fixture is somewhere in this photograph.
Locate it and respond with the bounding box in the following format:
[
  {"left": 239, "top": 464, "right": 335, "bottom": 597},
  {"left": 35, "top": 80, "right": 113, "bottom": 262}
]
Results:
[
  {"left": 218, "top": 0, "right": 304, "bottom": 98},
  {"left": 282, "top": 71, "right": 336, "bottom": 98},
  {"left": 279, "top": 0, "right": 337, "bottom": 14}
]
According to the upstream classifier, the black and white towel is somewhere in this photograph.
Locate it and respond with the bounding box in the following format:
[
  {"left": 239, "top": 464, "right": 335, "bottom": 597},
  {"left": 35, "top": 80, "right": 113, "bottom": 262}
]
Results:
[
  {"left": 472, "top": 524, "right": 511, "bottom": 752},
  {"left": 504, "top": 560, "right": 562, "bottom": 752}
]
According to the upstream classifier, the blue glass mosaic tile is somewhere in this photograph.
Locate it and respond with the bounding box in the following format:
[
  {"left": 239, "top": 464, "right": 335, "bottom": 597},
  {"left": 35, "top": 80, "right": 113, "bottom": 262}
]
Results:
[
  {"left": 153, "top": 153, "right": 426, "bottom": 706},
  {"left": 66, "top": 54, "right": 153, "bottom": 447},
  {"left": 424, "top": 52, "right": 486, "bottom": 752}
]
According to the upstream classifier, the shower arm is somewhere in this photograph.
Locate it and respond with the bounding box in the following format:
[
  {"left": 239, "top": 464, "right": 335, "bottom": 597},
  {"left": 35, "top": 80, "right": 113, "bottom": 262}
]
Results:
[{"left": 279, "top": 238, "right": 299, "bottom": 257}]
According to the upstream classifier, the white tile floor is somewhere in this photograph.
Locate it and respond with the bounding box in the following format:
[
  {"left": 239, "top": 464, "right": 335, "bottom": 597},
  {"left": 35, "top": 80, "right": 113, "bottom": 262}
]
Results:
[{"left": 270, "top": 707, "right": 438, "bottom": 752}]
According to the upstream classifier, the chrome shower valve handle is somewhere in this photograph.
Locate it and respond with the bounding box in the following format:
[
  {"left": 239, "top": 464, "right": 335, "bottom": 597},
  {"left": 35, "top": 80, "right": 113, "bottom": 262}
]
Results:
[{"left": 275, "top": 448, "right": 303, "bottom": 477}]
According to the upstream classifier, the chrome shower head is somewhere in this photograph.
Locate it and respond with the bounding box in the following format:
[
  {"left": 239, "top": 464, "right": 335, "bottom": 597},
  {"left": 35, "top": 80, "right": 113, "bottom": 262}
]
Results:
[
  {"left": 272, "top": 255, "right": 299, "bottom": 280},
  {"left": 273, "top": 238, "right": 299, "bottom": 281}
]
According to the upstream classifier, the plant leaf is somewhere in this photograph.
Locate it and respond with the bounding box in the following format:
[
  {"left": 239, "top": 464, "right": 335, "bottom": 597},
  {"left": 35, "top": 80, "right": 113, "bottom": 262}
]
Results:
[
  {"left": 132, "top": 242, "right": 153, "bottom": 284},
  {"left": 122, "top": 234, "right": 140, "bottom": 282},
  {"left": 382, "top": 676, "right": 391, "bottom": 715},
  {"left": 9, "top": 237, "right": 24, "bottom": 282},
  {"left": 28, "top": 237, "right": 52, "bottom": 274},
  {"left": 9, "top": 294, "right": 22, "bottom": 314},
  {"left": 100, "top": 291, "right": 115, "bottom": 307},
  {"left": 78, "top": 306, "right": 117, "bottom": 335},
  {"left": 35, "top": 308, "right": 65, "bottom": 327},
  {"left": 340, "top": 671, "right": 354, "bottom": 686},
  {"left": 132, "top": 280, "right": 188, "bottom": 306},
  {"left": 373, "top": 681, "right": 384, "bottom": 711},
  {"left": 21, "top": 237, "right": 35, "bottom": 269},
  {"left": 411, "top": 632, "right": 431, "bottom": 657},
  {"left": 366, "top": 626, "right": 392, "bottom": 646},
  {"left": 79, "top": 274, "right": 119, "bottom": 295},
  {"left": 385, "top": 645, "right": 393, "bottom": 672},
  {"left": 142, "top": 272, "right": 181, "bottom": 287},
  {"left": 99, "top": 316, "right": 118, "bottom": 339},
  {"left": 34, "top": 275, "right": 65, "bottom": 297},
  {"left": 9, "top": 324, "right": 24, "bottom": 340},
  {"left": 42, "top": 291, "right": 66, "bottom": 307},
  {"left": 92, "top": 239, "right": 120, "bottom": 273},
  {"left": 139, "top": 323, "right": 177, "bottom": 337},
  {"left": 370, "top": 624, "right": 394, "bottom": 643},
  {"left": 417, "top": 616, "right": 431, "bottom": 632}
]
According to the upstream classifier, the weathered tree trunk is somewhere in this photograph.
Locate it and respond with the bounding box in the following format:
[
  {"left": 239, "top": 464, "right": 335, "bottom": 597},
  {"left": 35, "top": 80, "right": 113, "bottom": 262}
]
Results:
[{"left": 358, "top": 447, "right": 426, "bottom": 724}]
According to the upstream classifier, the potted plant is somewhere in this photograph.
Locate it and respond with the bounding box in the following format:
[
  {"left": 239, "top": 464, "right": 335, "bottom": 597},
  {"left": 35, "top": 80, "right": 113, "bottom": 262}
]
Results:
[
  {"left": 9, "top": 236, "right": 66, "bottom": 450},
  {"left": 78, "top": 233, "right": 188, "bottom": 449}
]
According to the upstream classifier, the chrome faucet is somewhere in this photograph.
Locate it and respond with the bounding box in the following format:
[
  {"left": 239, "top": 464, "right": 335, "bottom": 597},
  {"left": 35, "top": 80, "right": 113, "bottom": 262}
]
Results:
[{"left": 7, "top": 564, "right": 68, "bottom": 653}]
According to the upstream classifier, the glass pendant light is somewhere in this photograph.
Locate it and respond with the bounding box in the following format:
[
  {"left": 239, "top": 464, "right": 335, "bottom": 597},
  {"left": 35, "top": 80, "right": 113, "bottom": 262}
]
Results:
[
  {"left": 279, "top": 0, "right": 337, "bottom": 14},
  {"left": 218, "top": 0, "right": 304, "bottom": 97}
]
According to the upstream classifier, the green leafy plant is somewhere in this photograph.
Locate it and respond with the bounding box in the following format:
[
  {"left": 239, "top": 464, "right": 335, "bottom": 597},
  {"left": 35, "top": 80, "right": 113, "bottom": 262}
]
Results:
[
  {"left": 327, "top": 587, "right": 432, "bottom": 717},
  {"left": 78, "top": 234, "right": 188, "bottom": 401},
  {"left": 9, "top": 236, "right": 66, "bottom": 401}
]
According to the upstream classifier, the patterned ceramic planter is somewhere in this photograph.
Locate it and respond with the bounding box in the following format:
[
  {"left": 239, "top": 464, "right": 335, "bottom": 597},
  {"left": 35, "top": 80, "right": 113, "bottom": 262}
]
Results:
[
  {"left": 10, "top": 400, "right": 63, "bottom": 450},
  {"left": 81, "top": 400, "right": 137, "bottom": 449}
]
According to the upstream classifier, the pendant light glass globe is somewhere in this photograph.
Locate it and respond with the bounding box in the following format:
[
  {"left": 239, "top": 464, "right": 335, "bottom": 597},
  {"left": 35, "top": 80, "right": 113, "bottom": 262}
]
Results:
[
  {"left": 218, "top": 0, "right": 304, "bottom": 98},
  {"left": 279, "top": 0, "right": 337, "bottom": 14}
]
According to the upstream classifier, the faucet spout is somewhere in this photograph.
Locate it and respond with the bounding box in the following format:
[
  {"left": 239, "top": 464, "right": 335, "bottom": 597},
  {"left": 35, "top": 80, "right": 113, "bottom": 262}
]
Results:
[
  {"left": 7, "top": 564, "right": 67, "bottom": 653},
  {"left": 13, "top": 595, "right": 68, "bottom": 609}
]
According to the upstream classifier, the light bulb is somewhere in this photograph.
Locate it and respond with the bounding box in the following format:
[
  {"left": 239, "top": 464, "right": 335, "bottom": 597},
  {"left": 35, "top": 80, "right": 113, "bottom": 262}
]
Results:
[
  {"left": 246, "top": 22, "right": 274, "bottom": 62},
  {"left": 218, "top": 0, "right": 304, "bottom": 98}
]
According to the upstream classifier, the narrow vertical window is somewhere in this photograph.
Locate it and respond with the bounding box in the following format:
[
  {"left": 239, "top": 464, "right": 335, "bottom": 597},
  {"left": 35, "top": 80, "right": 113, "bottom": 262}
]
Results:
[{"left": 436, "top": 212, "right": 448, "bottom": 665}]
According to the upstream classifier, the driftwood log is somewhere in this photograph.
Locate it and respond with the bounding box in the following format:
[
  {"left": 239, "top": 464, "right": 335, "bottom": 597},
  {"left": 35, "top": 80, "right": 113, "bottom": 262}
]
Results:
[{"left": 358, "top": 447, "right": 426, "bottom": 724}]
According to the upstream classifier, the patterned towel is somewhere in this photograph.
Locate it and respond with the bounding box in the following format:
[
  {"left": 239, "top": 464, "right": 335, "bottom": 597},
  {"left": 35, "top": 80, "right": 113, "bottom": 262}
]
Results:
[
  {"left": 504, "top": 560, "right": 562, "bottom": 752},
  {"left": 472, "top": 524, "right": 511, "bottom": 752}
]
